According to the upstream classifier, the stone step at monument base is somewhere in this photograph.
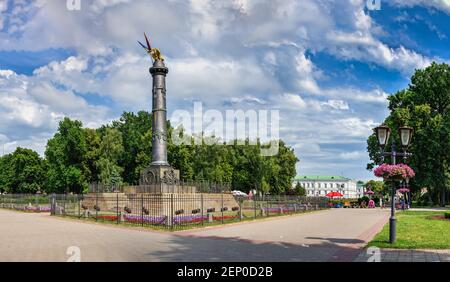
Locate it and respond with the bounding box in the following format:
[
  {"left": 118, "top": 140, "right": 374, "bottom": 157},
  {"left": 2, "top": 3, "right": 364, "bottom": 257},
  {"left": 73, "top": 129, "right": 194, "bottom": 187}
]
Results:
[{"left": 80, "top": 193, "right": 128, "bottom": 214}]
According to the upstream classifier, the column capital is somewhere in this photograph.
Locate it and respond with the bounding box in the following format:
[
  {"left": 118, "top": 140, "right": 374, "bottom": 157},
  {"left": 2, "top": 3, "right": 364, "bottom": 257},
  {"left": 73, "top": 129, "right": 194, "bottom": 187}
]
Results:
[{"left": 150, "top": 60, "right": 168, "bottom": 75}]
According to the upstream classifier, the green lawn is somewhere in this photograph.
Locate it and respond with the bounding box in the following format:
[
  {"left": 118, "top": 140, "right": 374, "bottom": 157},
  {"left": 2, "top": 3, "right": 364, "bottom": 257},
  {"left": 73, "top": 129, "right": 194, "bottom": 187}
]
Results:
[{"left": 368, "top": 211, "right": 450, "bottom": 249}]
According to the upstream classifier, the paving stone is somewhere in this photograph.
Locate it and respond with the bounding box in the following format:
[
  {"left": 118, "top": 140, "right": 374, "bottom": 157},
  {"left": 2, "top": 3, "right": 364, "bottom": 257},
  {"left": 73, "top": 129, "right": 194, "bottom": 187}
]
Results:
[
  {"left": 438, "top": 253, "right": 450, "bottom": 261},
  {"left": 412, "top": 258, "right": 427, "bottom": 262}
]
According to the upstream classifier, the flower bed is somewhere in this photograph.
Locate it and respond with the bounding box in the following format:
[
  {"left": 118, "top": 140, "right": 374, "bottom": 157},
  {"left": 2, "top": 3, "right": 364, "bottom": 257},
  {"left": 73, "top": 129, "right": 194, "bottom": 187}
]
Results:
[
  {"left": 374, "top": 163, "right": 415, "bottom": 181},
  {"left": 212, "top": 215, "right": 238, "bottom": 221},
  {"left": 95, "top": 215, "right": 118, "bottom": 221},
  {"left": 427, "top": 215, "right": 450, "bottom": 222},
  {"left": 445, "top": 211, "right": 450, "bottom": 220},
  {"left": 24, "top": 206, "right": 51, "bottom": 213},
  {"left": 174, "top": 215, "right": 208, "bottom": 224},
  {"left": 123, "top": 214, "right": 167, "bottom": 225},
  {"left": 87, "top": 213, "right": 242, "bottom": 225}
]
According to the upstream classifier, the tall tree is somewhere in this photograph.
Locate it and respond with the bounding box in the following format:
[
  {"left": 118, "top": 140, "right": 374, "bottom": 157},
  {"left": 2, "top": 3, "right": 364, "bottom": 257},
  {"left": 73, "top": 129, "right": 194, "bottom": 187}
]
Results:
[
  {"left": 83, "top": 128, "right": 101, "bottom": 184},
  {"left": 364, "top": 180, "right": 387, "bottom": 196},
  {"left": 294, "top": 182, "right": 306, "bottom": 196},
  {"left": 1, "top": 111, "right": 299, "bottom": 196},
  {"left": 268, "top": 140, "right": 298, "bottom": 194},
  {"left": 45, "top": 118, "right": 88, "bottom": 193},
  {"left": 0, "top": 148, "right": 45, "bottom": 193},
  {"left": 96, "top": 128, "right": 124, "bottom": 189},
  {"left": 167, "top": 125, "right": 195, "bottom": 181},
  {"left": 112, "top": 111, "right": 152, "bottom": 184},
  {"left": 367, "top": 62, "right": 450, "bottom": 206},
  {"left": 0, "top": 154, "right": 13, "bottom": 193}
]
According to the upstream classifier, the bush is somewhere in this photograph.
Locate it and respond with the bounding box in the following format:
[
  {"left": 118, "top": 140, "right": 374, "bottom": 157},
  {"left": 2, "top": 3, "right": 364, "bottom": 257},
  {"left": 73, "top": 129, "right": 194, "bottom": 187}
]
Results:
[
  {"left": 358, "top": 196, "right": 369, "bottom": 205},
  {"left": 330, "top": 200, "right": 343, "bottom": 205},
  {"left": 445, "top": 211, "right": 450, "bottom": 219},
  {"left": 285, "top": 189, "right": 296, "bottom": 196},
  {"left": 416, "top": 193, "right": 434, "bottom": 207},
  {"left": 372, "top": 197, "right": 380, "bottom": 205}
]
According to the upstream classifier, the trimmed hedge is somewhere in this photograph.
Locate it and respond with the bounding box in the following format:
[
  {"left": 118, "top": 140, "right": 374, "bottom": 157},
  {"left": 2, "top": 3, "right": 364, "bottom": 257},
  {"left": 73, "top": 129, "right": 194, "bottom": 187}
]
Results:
[{"left": 445, "top": 211, "right": 450, "bottom": 219}]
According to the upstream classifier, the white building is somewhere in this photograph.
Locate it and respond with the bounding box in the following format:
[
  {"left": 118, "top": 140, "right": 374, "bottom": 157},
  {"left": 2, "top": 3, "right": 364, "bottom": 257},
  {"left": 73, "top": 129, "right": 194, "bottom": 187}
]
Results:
[{"left": 293, "top": 175, "right": 365, "bottom": 199}]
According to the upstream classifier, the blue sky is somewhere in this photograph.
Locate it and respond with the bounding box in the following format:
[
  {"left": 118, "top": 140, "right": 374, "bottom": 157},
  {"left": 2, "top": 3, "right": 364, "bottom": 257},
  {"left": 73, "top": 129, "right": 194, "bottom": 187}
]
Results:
[{"left": 0, "top": 0, "right": 449, "bottom": 181}]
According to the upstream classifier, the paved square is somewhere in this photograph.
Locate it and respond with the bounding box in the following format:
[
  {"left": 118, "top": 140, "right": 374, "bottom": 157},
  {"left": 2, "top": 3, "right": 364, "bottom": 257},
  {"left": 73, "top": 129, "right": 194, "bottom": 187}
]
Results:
[{"left": 0, "top": 208, "right": 395, "bottom": 262}]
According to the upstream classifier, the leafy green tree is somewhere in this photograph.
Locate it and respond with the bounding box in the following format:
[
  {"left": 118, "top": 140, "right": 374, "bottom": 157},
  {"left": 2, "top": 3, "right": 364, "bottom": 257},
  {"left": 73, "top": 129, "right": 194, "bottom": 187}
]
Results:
[
  {"left": 96, "top": 128, "right": 124, "bottom": 189},
  {"left": 261, "top": 178, "right": 271, "bottom": 195},
  {"left": 294, "top": 182, "right": 306, "bottom": 196},
  {"left": 0, "top": 148, "right": 45, "bottom": 193},
  {"left": 267, "top": 140, "right": 298, "bottom": 194},
  {"left": 230, "top": 141, "right": 267, "bottom": 193},
  {"left": 0, "top": 154, "right": 13, "bottom": 193},
  {"left": 45, "top": 118, "right": 88, "bottom": 193},
  {"left": 364, "top": 180, "right": 387, "bottom": 196},
  {"left": 191, "top": 137, "right": 234, "bottom": 183},
  {"left": 367, "top": 62, "right": 450, "bottom": 206},
  {"left": 83, "top": 128, "right": 101, "bottom": 184},
  {"left": 111, "top": 111, "right": 152, "bottom": 184},
  {"left": 1, "top": 111, "right": 299, "bottom": 196},
  {"left": 167, "top": 125, "right": 195, "bottom": 181},
  {"left": 228, "top": 140, "right": 297, "bottom": 195}
]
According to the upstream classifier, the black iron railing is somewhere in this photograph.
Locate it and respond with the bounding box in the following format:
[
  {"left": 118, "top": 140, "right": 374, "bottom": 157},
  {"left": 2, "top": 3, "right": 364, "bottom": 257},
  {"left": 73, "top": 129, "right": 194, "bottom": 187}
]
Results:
[
  {"left": 0, "top": 193, "right": 329, "bottom": 230},
  {"left": 0, "top": 194, "right": 52, "bottom": 212},
  {"left": 50, "top": 193, "right": 329, "bottom": 230}
]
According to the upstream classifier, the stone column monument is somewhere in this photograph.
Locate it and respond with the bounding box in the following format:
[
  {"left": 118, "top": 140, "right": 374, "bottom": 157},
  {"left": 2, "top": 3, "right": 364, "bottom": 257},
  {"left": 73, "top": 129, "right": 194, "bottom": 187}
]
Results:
[
  {"left": 150, "top": 59, "right": 169, "bottom": 166},
  {"left": 138, "top": 36, "right": 180, "bottom": 187}
]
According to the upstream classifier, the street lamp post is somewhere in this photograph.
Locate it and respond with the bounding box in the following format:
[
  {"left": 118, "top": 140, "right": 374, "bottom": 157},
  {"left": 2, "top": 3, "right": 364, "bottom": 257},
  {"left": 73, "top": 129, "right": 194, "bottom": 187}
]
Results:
[{"left": 374, "top": 125, "right": 413, "bottom": 244}]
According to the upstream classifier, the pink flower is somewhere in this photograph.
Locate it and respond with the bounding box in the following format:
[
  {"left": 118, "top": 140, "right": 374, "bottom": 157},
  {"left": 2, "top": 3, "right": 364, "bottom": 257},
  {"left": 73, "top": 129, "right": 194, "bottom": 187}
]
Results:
[
  {"left": 398, "top": 188, "right": 410, "bottom": 193},
  {"left": 374, "top": 163, "right": 415, "bottom": 180}
]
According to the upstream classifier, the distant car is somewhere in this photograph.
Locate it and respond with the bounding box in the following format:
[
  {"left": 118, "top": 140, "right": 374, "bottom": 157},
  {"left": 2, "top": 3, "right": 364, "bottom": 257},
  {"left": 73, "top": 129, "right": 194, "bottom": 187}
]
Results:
[{"left": 232, "top": 190, "right": 247, "bottom": 197}]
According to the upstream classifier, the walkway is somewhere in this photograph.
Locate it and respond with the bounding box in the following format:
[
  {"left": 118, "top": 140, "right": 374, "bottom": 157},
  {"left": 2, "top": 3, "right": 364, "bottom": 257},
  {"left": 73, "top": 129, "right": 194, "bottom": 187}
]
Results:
[
  {"left": 355, "top": 249, "right": 450, "bottom": 262},
  {"left": 0, "top": 208, "right": 390, "bottom": 262}
]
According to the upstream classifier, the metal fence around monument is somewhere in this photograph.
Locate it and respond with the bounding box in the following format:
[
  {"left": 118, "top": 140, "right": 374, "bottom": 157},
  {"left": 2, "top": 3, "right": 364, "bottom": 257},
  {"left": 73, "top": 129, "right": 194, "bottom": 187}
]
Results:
[
  {"left": 0, "top": 193, "right": 329, "bottom": 230},
  {"left": 50, "top": 194, "right": 328, "bottom": 230},
  {"left": 0, "top": 194, "right": 52, "bottom": 212}
]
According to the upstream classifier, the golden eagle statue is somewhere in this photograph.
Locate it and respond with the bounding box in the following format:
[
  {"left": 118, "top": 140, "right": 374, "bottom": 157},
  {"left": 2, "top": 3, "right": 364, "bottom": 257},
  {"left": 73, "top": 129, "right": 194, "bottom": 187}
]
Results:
[{"left": 138, "top": 33, "right": 164, "bottom": 61}]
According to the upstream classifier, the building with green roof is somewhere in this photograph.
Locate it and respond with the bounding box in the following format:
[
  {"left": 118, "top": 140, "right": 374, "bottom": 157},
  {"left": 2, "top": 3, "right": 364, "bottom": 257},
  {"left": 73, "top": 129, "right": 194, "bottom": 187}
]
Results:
[{"left": 293, "top": 175, "right": 365, "bottom": 199}]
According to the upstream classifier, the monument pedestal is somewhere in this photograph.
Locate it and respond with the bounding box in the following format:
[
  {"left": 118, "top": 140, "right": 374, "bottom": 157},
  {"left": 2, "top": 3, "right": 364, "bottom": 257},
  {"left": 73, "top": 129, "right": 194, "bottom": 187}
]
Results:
[
  {"left": 140, "top": 164, "right": 180, "bottom": 186},
  {"left": 137, "top": 164, "right": 195, "bottom": 193}
]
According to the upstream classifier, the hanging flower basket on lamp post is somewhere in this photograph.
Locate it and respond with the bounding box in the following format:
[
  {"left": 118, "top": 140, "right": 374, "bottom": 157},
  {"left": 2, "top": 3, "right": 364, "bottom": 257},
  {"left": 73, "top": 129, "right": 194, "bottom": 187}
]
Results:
[
  {"left": 365, "top": 190, "right": 375, "bottom": 196},
  {"left": 374, "top": 163, "right": 415, "bottom": 182},
  {"left": 365, "top": 189, "right": 375, "bottom": 200},
  {"left": 397, "top": 188, "right": 410, "bottom": 194}
]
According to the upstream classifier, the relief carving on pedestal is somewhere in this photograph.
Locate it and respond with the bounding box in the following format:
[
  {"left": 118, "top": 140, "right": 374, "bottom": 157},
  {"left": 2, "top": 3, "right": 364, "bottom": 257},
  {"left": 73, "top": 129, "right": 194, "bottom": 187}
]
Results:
[
  {"left": 142, "top": 169, "right": 157, "bottom": 185},
  {"left": 162, "top": 169, "right": 178, "bottom": 185}
]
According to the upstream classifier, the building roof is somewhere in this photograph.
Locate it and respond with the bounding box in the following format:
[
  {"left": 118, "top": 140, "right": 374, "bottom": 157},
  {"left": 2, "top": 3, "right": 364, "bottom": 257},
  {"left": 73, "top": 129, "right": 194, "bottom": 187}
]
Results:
[{"left": 295, "top": 175, "right": 351, "bottom": 181}]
